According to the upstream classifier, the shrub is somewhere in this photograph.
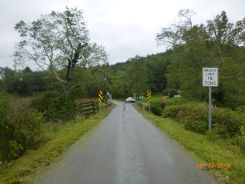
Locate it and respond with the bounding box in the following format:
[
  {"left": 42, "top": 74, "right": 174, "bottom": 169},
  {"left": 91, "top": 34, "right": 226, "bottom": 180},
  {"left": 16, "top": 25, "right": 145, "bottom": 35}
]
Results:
[
  {"left": 0, "top": 94, "right": 12, "bottom": 161},
  {"left": 32, "top": 92, "right": 76, "bottom": 121},
  {"left": 236, "top": 105, "right": 245, "bottom": 113},
  {"left": 213, "top": 108, "right": 244, "bottom": 137},
  {"left": 162, "top": 105, "right": 182, "bottom": 118},
  {"left": 0, "top": 94, "right": 11, "bottom": 118},
  {"left": 164, "top": 97, "right": 187, "bottom": 106},
  {"left": 176, "top": 102, "right": 208, "bottom": 133},
  {"left": 0, "top": 108, "right": 44, "bottom": 161},
  {"left": 150, "top": 103, "right": 162, "bottom": 116},
  {"left": 0, "top": 93, "right": 45, "bottom": 162},
  {"left": 162, "top": 100, "right": 244, "bottom": 137},
  {"left": 180, "top": 102, "right": 207, "bottom": 120},
  {"left": 183, "top": 120, "right": 208, "bottom": 134}
]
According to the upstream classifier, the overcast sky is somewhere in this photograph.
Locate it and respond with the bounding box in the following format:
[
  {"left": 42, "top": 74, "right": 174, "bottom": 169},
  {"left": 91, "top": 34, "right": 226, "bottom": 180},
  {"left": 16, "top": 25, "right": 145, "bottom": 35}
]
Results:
[{"left": 0, "top": 0, "right": 244, "bottom": 67}]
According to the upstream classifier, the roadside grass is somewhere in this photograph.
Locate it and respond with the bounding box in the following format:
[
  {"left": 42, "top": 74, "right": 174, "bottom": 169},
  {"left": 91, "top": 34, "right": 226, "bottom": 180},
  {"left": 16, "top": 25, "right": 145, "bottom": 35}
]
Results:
[
  {"left": 0, "top": 105, "right": 114, "bottom": 184},
  {"left": 134, "top": 105, "right": 245, "bottom": 184}
]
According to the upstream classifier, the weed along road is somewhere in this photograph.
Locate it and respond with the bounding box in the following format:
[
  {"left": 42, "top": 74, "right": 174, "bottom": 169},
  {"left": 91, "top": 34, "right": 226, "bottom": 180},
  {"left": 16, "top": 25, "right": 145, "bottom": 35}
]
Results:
[{"left": 35, "top": 101, "right": 218, "bottom": 184}]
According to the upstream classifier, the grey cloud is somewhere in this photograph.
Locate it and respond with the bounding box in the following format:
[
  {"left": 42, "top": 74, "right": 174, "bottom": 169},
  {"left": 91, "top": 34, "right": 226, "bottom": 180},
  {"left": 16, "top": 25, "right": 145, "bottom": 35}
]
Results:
[{"left": 0, "top": 0, "right": 244, "bottom": 68}]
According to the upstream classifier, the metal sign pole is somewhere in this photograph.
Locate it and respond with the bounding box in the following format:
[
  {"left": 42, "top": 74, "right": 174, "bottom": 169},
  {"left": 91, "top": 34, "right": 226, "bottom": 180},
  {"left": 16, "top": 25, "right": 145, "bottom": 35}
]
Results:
[
  {"left": 203, "top": 67, "right": 218, "bottom": 132},
  {"left": 208, "top": 87, "right": 212, "bottom": 131}
]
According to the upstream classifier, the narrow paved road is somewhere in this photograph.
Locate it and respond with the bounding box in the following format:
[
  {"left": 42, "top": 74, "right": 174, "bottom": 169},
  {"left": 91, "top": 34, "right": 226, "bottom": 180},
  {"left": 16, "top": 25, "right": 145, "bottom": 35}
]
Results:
[{"left": 36, "top": 101, "right": 219, "bottom": 184}]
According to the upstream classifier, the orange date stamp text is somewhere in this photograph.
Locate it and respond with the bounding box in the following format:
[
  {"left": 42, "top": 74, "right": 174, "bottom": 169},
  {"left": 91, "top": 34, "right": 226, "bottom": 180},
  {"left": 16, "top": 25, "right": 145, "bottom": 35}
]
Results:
[{"left": 197, "top": 163, "right": 231, "bottom": 169}]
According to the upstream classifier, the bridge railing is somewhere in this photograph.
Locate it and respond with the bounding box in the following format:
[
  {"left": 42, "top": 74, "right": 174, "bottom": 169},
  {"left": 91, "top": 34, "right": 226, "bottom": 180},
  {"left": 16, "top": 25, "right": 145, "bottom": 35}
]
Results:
[{"left": 76, "top": 99, "right": 112, "bottom": 117}]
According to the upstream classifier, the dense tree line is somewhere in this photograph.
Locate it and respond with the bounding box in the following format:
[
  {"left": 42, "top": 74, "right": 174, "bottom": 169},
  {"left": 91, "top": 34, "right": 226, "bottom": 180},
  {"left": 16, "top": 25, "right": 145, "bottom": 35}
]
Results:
[
  {"left": 3, "top": 8, "right": 243, "bottom": 110},
  {"left": 156, "top": 10, "right": 245, "bottom": 109},
  {"left": 106, "top": 10, "right": 245, "bottom": 109},
  {"left": 106, "top": 53, "right": 170, "bottom": 98}
]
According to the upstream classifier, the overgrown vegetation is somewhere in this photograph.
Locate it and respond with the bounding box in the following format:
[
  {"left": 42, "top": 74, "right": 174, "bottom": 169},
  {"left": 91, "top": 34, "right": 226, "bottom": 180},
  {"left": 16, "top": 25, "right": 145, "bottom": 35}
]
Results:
[
  {"left": 135, "top": 105, "right": 245, "bottom": 184},
  {"left": 140, "top": 97, "right": 245, "bottom": 152},
  {"left": 0, "top": 105, "right": 113, "bottom": 184},
  {"left": 32, "top": 92, "right": 76, "bottom": 121},
  {"left": 163, "top": 101, "right": 244, "bottom": 138},
  {"left": 0, "top": 94, "right": 44, "bottom": 162}
]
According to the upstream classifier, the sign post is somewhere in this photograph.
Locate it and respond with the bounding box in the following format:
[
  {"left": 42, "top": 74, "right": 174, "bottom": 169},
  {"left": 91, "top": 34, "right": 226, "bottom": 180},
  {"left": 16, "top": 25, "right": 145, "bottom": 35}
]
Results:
[
  {"left": 146, "top": 90, "right": 152, "bottom": 112},
  {"left": 202, "top": 68, "right": 218, "bottom": 131}
]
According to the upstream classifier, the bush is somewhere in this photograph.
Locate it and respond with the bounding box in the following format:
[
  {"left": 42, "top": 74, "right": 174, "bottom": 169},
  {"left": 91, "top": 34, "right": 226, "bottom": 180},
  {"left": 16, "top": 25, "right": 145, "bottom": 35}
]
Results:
[
  {"left": 32, "top": 92, "right": 76, "bottom": 121},
  {"left": 162, "top": 100, "right": 245, "bottom": 137},
  {"left": 150, "top": 103, "right": 162, "bottom": 116},
  {"left": 0, "top": 94, "right": 11, "bottom": 118},
  {"left": 213, "top": 108, "right": 244, "bottom": 137},
  {"left": 176, "top": 102, "right": 208, "bottom": 133},
  {"left": 0, "top": 94, "right": 12, "bottom": 160},
  {"left": 162, "top": 105, "right": 182, "bottom": 118},
  {"left": 182, "top": 118, "right": 208, "bottom": 134},
  {"left": 0, "top": 108, "right": 44, "bottom": 161},
  {"left": 164, "top": 97, "right": 187, "bottom": 106}
]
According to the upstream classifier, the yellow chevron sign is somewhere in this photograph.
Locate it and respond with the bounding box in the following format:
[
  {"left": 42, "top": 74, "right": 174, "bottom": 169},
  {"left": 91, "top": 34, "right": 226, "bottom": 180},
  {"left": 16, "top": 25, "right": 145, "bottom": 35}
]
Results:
[
  {"left": 146, "top": 90, "right": 152, "bottom": 102},
  {"left": 98, "top": 90, "right": 104, "bottom": 103}
]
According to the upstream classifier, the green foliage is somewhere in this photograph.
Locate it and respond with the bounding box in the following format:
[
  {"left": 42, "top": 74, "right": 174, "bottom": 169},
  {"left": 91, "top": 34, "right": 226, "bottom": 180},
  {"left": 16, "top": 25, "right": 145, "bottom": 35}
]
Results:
[
  {"left": 162, "top": 102, "right": 208, "bottom": 133},
  {"left": 2, "top": 109, "right": 43, "bottom": 161},
  {"left": 14, "top": 7, "right": 107, "bottom": 84},
  {"left": 176, "top": 102, "right": 208, "bottom": 133},
  {"left": 162, "top": 100, "right": 245, "bottom": 137},
  {"left": 0, "top": 94, "right": 44, "bottom": 161},
  {"left": 164, "top": 97, "right": 187, "bottom": 105},
  {"left": 108, "top": 53, "right": 170, "bottom": 98},
  {"left": 236, "top": 126, "right": 245, "bottom": 152},
  {"left": 0, "top": 94, "right": 12, "bottom": 161},
  {"left": 212, "top": 107, "right": 244, "bottom": 137},
  {"left": 0, "top": 93, "right": 11, "bottom": 118},
  {"left": 162, "top": 105, "right": 182, "bottom": 118},
  {"left": 0, "top": 67, "right": 47, "bottom": 95},
  {"left": 156, "top": 10, "right": 245, "bottom": 108},
  {"left": 32, "top": 92, "right": 76, "bottom": 121},
  {"left": 150, "top": 103, "right": 162, "bottom": 116}
]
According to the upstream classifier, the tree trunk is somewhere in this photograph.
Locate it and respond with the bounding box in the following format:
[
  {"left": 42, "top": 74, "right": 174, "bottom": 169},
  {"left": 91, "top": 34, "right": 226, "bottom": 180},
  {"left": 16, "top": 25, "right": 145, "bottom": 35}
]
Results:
[{"left": 64, "top": 43, "right": 88, "bottom": 95}]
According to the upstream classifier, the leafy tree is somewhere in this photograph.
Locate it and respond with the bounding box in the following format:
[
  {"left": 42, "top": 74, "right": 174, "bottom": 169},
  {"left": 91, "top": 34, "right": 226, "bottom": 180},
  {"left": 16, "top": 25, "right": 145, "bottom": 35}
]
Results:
[
  {"left": 14, "top": 7, "right": 107, "bottom": 94},
  {"left": 156, "top": 10, "right": 245, "bottom": 108}
]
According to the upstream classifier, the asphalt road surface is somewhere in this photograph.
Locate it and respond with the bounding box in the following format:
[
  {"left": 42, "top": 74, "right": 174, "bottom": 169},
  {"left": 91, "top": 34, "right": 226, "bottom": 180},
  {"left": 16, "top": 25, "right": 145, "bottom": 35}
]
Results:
[{"left": 35, "top": 101, "right": 219, "bottom": 184}]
